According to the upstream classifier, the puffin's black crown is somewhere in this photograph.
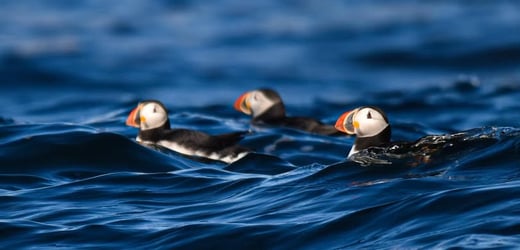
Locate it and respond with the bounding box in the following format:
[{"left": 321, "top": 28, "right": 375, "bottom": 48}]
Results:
[
  {"left": 140, "top": 99, "right": 169, "bottom": 114},
  {"left": 257, "top": 88, "right": 283, "bottom": 103}
]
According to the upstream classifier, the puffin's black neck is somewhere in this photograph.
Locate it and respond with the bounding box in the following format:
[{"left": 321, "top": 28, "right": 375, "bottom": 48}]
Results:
[
  {"left": 253, "top": 102, "right": 286, "bottom": 123},
  {"left": 137, "top": 120, "right": 171, "bottom": 142},
  {"left": 354, "top": 125, "right": 391, "bottom": 151}
]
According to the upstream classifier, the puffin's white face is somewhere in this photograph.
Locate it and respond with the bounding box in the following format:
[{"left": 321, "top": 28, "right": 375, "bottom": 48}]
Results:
[
  {"left": 139, "top": 102, "right": 168, "bottom": 130},
  {"left": 126, "top": 101, "right": 168, "bottom": 130},
  {"left": 335, "top": 107, "right": 389, "bottom": 137},
  {"left": 234, "top": 90, "right": 279, "bottom": 117}
]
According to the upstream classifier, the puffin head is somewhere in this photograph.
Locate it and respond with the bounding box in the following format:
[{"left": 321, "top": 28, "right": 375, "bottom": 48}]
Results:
[
  {"left": 126, "top": 100, "right": 169, "bottom": 130},
  {"left": 234, "top": 88, "right": 284, "bottom": 118},
  {"left": 335, "top": 106, "right": 389, "bottom": 138}
]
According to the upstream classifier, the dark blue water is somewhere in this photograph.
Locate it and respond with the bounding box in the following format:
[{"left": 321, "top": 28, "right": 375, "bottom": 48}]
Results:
[{"left": 1, "top": 0, "right": 520, "bottom": 249}]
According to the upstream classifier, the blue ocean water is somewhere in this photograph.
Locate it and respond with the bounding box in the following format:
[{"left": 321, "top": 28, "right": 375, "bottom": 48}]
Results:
[{"left": 1, "top": 0, "right": 520, "bottom": 249}]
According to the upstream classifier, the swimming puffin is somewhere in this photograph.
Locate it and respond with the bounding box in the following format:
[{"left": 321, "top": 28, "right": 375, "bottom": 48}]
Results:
[
  {"left": 334, "top": 106, "right": 391, "bottom": 159},
  {"left": 234, "top": 88, "right": 341, "bottom": 136},
  {"left": 126, "top": 100, "right": 250, "bottom": 163},
  {"left": 334, "top": 106, "right": 469, "bottom": 165}
]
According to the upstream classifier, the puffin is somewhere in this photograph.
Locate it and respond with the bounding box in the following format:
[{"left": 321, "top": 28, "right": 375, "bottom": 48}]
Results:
[
  {"left": 334, "top": 106, "right": 391, "bottom": 159},
  {"left": 234, "top": 88, "right": 341, "bottom": 136},
  {"left": 334, "top": 106, "right": 467, "bottom": 165},
  {"left": 126, "top": 100, "right": 250, "bottom": 163}
]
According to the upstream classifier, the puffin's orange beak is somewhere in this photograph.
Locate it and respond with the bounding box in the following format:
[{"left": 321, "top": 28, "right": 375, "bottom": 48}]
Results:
[
  {"left": 234, "top": 92, "right": 252, "bottom": 115},
  {"left": 335, "top": 109, "right": 359, "bottom": 135},
  {"left": 126, "top": 104, "right": 141, "bottom": 128}
]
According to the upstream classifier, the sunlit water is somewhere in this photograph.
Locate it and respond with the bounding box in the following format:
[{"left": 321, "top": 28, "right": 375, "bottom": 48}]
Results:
[{"left": 1, "top": 0, "right": 520, "bottom": 249}]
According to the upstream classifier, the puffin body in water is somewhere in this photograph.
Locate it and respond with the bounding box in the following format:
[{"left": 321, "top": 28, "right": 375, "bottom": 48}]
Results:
[
  {"left": 234, "top": 88, "right": 341, "bottom": 136},
  {"left": 334, "top": 106, "right": 469, "bottom": 165},
  {"left": 126, "top": 100, "right": 250, "bottom": 163}
]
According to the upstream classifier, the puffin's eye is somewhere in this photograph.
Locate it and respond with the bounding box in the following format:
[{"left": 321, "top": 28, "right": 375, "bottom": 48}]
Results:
[
  {"left": 367, "top": 112, "right": 372, "bottom": 119},
  {"left": 153, "top": 106, "right": 157, "bottom": 113}
]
